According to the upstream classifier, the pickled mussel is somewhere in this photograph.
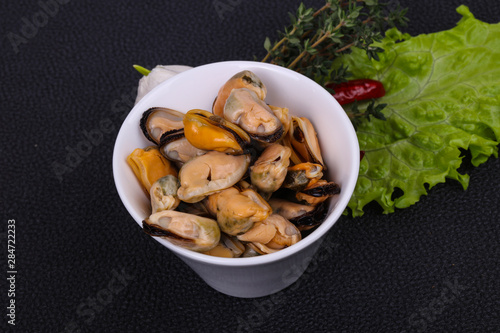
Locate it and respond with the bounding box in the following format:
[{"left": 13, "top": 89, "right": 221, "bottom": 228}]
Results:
[
  {"left": 183, "top": 109, "right": 252, "bottom": 155},
  {"left": 287, "top": 116, "right": 325, "bottom": 168},
  {"left": 140, "top": 107, "right": 185, "bottom": 144},
  {"left": 143, "top": 210, "right": 220, "bottom": 252},
  {"left": 127, "top": 146, "right": 177, "bottom": 194},
  {"left": 269, "top": 198, "right": 328, "bottom": 231},
  {"left": 237, "top": 214, "right": 301, "bottom": 254},
  {"left": 129, "top": 69, "right": 342, "bottom": 257},
  {"left": 250, "top": 144, "right": 291, "bottom": 196},
  {"left": 160, "top": 135, "right": 207, "bottom": 164},
  {"left": 268, "top": 105, "right": 291, "bottom": 137},
  {"left": 203, "top": 234, "right": 246, "bottom": 258},
  {"left": 177, "top": 151, "right": 250, "bottom": 203},
  {"left": 224, "top": 88, "right": 283, "bottom": 143},
  {"left": 295, "top": 179, "right": 341, "bottom": 206},
  {"left": 206, "top": 186, "right": 272, "bottom": 235},
  {"left": 282, "top": 162, "right": 323, "bottom": 191},
  {"left": 150, "top": 175, "right": 181, "bottom": 213},
  {"left": 241, "top": 245, "right": 261, "bottom": 257},
  {"left": 238, "top": 214, "right": 301, "bottom": 247},
  {"left": 213, "top": 70, "right": 267, "bottom": 117},
  {"left": 264, "top": 214, "right": 301, "bottom": 249}
]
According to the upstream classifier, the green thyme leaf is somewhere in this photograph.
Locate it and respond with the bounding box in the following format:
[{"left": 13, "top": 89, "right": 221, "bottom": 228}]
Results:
[{"left": 264, "top": 37, "right": 272, "bottom": 52}]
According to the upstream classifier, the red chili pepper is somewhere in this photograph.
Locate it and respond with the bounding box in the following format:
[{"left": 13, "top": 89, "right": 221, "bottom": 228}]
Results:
[{"left": 326, "top": 79, "right": 385, "bottom": 105}]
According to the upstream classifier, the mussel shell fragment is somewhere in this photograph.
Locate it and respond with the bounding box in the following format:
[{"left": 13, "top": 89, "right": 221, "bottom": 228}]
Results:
[
  {"left": 300, "top": 180, "right": 340, "bottom": 197},
  {"left": 295, "top": 179, "right": 341, "bottom": 206},
  {"left": 290, "top": 201, "right": 328, "bottom": 230}
]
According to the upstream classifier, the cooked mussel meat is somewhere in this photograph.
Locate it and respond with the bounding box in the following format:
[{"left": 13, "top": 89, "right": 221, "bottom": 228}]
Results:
[
  {"left": 287, "top": 116, "right": 325, "bottom": 168},
  {"left": 268, "top": 105, "right": 291, "bottom": 137},
  {"left": 150, "top": 175, "right": 181, "bottom": 213},
  {"left": 143, "top": 210, "right": 220, "bottom": 252},
  {"left": 266, "top": 216, "right": 301, "bottom": 250},
  {"left": 203, "top": 234, "right": 245, "bottom": 258},
  {"left": 241, "top": 244, "right": 261, "bottom": 257},
  {"left": 127, "top": 146, "right": 178, "bottom": 195},
  {"left": 160, "top": 135, "right": 207, "bottom": 164},
  {"left": 207, "top": 186, "right": 272, "bottom": 236},
  {"left": 237, "top": 214, "right": 301, "bottom": 254},
  {"left": 236, "top": 221, "right": 276, "bottom": 244},
  {"left": 296, "top": 179, "right": 341, "bottom": 206},
  {"left": 224, "top": 88, "right": 283, "bottom": 143},
  {"left": 213, "top": 70, "right": 267, "bottom": 117},
  {"left": 132, "top": 69, "right": 342, "bottom": 256},
  {"left": 250, "top": 144, "right": 291, "bottom": 196},
  {"left": 269, "top": 198, "right": 328, "bottom": 231},
  {"left": 183, "top": 109, "right": 252, "bottom": 155},
  {"left": 282, "top": 162, "right": 323, "bottom": 191},
  {"left": 177, "top": 151, "right": 250, "bottom": 203},
  {"left": 140, "top": 107, "right": 185, "bottom": 144}
]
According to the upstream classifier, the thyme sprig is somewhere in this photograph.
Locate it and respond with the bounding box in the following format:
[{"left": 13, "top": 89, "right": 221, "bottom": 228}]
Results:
[
  {"left": 261, "top": 0, "right": 408, "bottom": 85},
  {"left": 261, "top": 0, "right": 407, "bottom": 125}
]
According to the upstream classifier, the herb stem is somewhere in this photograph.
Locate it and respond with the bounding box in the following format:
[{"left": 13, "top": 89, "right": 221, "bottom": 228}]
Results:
[
  {"left": 262, "top": 27, "right": 296, "bottom": 63},
  {"left": 313, "top": 3, "right": 330, "bottom": 17},
  {"left": 287, "top": 21, "right": 344, "bottom": 70},
  {"left": 263, "top": 2, "right": 333, "bottom": 63},
  {"left": 335, "top": 41, "right": 356, "bottom": 53},
  {"left": 259, "top": 0, "right": 407, "bottom": 86}
]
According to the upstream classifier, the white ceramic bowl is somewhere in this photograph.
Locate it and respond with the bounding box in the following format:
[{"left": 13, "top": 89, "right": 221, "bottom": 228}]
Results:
[{"left": 113, "top": 61, "right": 359, "bottom": 298}]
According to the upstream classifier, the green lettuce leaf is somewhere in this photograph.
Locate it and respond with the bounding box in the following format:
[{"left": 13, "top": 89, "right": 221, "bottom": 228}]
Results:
[{"left": 338, "top": 6, "right": 500, "bottom": 217}]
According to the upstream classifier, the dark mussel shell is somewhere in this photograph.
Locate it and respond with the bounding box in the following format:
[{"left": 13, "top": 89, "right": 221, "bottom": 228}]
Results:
[
  {"left": 289, "top": 201, "right": 328, "bottom": 230},
  {"left": 301, "top": 181, "right": 341, "bottom": 197}
]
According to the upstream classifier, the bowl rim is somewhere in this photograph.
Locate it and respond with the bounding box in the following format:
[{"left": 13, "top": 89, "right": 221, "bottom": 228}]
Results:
[{"left": 113, "top": 60, "right": 359, "bottom": 267}]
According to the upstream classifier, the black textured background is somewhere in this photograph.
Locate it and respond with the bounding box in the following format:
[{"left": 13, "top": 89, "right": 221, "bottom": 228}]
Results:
[{"left": 1, "top": 1, "right": 500, "bottom": 332}]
